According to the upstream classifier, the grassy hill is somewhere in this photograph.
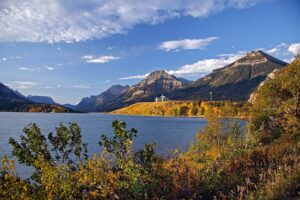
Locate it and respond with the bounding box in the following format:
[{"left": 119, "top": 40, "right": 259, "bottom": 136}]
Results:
[{"left": 111, "top": 100, "right": 247, "bottom": 117}]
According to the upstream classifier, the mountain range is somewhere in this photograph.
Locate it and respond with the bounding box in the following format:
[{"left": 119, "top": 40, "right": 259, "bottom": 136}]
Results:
[{"left": 0, "top": 50, "right": 288, "bottom": 112}]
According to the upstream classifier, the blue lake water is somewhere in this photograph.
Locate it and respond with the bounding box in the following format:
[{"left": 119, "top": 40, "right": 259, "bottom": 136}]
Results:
[{"left": 0, "top": 112, "right": 207, "bottom": 177}]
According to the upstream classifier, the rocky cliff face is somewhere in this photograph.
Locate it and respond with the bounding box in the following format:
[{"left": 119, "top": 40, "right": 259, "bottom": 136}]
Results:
[
  {"left": 75, "top": 85, "right": 129, "bottom": 112},
  {"left": 169, "top": 50, "right": 287, "bottom": 101},
  {"left": 102, "top": 70, "right": 188, "bottom": 111},
  {"left": 248, "top": 68, "right": 279, "bottom": 104}
]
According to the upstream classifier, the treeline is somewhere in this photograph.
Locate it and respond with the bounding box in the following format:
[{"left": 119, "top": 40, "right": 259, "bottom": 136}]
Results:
[
  {"left": 0, "top": 102, "right": 74, "bottom": 113},
  {"left": 112, "top": 100, "right": 249, "bottom": 117},
  {"left": 1, "top": 56, "right": 299, "bottom": 199}
]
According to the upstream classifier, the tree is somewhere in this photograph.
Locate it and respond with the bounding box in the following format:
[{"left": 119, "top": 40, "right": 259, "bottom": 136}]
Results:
[
  {"left": 99, "top": 120, "right": 137, "bottom": 170},
  {"left": 9, "top": 122, "right": 88, "bottom": 181},
  {"left": 249, "top": 55, "right": 300, "bottom": 144}
]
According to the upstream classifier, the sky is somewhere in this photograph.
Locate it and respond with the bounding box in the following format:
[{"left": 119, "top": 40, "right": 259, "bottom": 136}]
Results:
[{"left": 0, "top": 0, "right": 299, "bottom": 104}]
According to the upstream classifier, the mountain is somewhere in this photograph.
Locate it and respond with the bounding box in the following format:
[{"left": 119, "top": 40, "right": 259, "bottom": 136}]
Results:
[
  {"left": 168, "top": 50, "right": 287, "bottom": 101},
  {"left": 75, "top": 85, "right": 129, "bottom": 112},
  {"left": 102, "top": 70, "right": 189, "bottom": 111},
  {"left": 27, "top": 95, "right": 57, "bottom": 105}
]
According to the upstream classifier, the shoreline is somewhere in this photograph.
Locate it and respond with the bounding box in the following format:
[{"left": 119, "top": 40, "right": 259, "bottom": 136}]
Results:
[{"left": 105, "top": 112, "right": 248, "bottom": 119}]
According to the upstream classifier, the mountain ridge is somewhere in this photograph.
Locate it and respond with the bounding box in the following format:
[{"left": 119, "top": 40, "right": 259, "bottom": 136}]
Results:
[
  {"left": 101, "top": 70, "right": 189, "bottom": 111},
  {"left": 27, "top": 95, "right": 57, "bottom": 105},
  {"left": 74, "top": 85, "right": 129, "bottom": 112},
  {"left": 0, "top": 82, "right": 76, "bottom": 112},
  {"left": 168, "top": 50, "right": 287, "bottom": 101}
]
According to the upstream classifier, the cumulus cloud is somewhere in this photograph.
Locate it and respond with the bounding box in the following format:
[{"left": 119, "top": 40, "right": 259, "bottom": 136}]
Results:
[
  {"left": 288, "top": 43, "right": 300, "bottom": 55},
  {"left": 82, "top": 55, "right": 120, "bottom": 64},
  {"left": 159, "top": 37, "right": 219, "bottom": 52},
  {"left": 6, "top": 81, "right": 37, "bottom": 89},
  {"left": 0, "top": 0, "right": 265, "bottom": 43}
]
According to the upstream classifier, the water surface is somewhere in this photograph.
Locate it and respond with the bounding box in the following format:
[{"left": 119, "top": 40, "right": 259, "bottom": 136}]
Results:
[{"left": 0, "top": 112, "right": 206, "bottom": 177}]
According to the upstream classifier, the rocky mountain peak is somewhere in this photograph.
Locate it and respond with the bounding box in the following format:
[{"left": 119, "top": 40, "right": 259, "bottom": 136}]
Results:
[
  {"left": 138, "top": 70, "right": 184, "bottom": 89},
  {"left": 144, "top": 70, "right": 171, "bottom": 80},
  {"left": 106, "top": 85, "right": 129, "bottom": 95}
]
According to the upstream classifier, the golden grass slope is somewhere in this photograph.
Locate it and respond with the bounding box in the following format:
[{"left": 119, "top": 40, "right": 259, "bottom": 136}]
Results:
[{"left": 110, "top": 100, "right": 246, "bottom": 117}]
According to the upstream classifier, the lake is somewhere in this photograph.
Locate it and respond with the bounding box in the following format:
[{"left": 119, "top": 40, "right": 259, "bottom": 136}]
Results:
[{"left": 0, "top": 112, "right": 207, "bottom": 177}]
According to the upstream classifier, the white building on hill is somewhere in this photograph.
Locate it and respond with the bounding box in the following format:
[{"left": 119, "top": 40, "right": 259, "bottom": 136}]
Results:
[{"left": 155, "top": 94, "right": 169, "bottom": 102}]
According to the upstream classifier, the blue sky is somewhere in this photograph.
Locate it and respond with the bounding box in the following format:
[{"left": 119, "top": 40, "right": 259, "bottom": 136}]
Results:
[{"left": 0, "top": 0, "right": 299, "bottom": 104}]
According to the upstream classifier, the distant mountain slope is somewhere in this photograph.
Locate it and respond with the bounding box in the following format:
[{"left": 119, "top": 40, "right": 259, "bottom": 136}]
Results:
[
  {"left": 75, "top": 85, "right": 129, "bottom": 112},
  {"left": 102, "top": 70, "right": 189, "bottom": 111},
  {"left": 168, "top": 50, "right": 287, "bottom": 101},
  {"left": 27, "top": 95, "right": 57, "bottom": 104},
  {"left": 0, "top": 82, "right": 30, "bottom": 103},
  {"left": 0, "top": 82, "right": 76, "bottom": 112}
]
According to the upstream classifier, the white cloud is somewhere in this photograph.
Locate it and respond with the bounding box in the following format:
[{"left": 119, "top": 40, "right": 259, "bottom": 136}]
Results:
[
  {"left": 44, "top": 66, "right": 55, "bottom": 70},
  {"left": 118, "top": 42, "right": 300, "bottom": 80},
  {"left": 119, "top": 73, "right": 150, "bottom": 80},
  {"left": 2, "top": 57, "right": 7, "bottom": 61},
  {"left": 6, "top": 81, "right": 37, "bottom": 89},
  {"left": 168, "top": 51, "right": 245, "bottom": 76},
  {"left": 119, "top": 51, "right": 245, "bottom": 79},
  {"left": 0, "top": 0, "right": 265, "bottom": 43},
  {"left": 67, "top": 84, "right": 91, "bottom": 89},
  {"left": 82, "top": 55, "right": 120, "bottom": 64},
  {"left": 19, "top": 67, "right": 35, "bottom": 72},
  {"left": 288, "top": 43, "right": 300, "bottom": 55},
  {"left": 44, "top": 84, "right": 62, "bottom": 89},
  {"left": 159, "top": 37, "right": 219, "bottom": 52},
  {"left": 261, "top": 42, "right": 300, "bottom": 62}
]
